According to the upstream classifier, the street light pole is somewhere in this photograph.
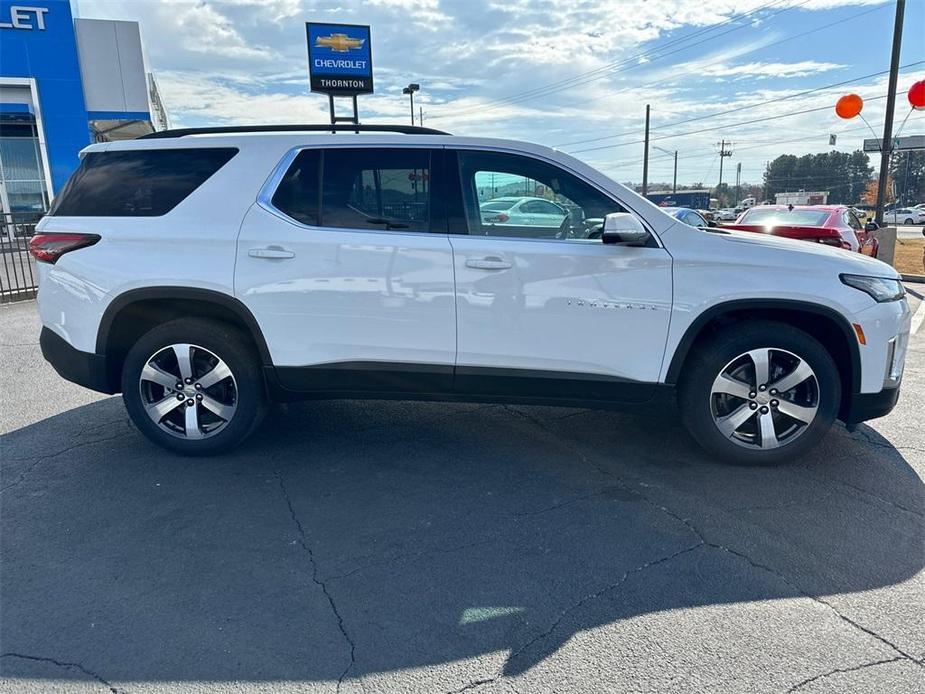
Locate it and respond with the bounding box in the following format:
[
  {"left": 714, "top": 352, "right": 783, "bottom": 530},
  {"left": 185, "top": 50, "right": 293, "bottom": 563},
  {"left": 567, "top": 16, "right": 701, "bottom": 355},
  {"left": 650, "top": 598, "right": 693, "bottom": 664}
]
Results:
[
  {"left": 875, "top": 0, "right": 905, "bottom": 226},
  {"left": 402, "top": 83, "right": 420, "bottom": 127},
  {"left": 652, "top": 144, "right": 677, "bottom": 194}
]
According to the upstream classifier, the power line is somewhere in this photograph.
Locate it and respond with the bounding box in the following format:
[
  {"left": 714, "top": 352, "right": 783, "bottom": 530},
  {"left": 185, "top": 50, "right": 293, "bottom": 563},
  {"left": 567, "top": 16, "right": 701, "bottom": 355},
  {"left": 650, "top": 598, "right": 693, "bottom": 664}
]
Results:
[
  {"left": 429, "top": 0, "right": 801, "bottom": 120},
  {"left": 553, "top": 2, "right": 890, "bottom": 148},
  {"left": 567, "top": 83, "right": 919, "bottom": 155}
]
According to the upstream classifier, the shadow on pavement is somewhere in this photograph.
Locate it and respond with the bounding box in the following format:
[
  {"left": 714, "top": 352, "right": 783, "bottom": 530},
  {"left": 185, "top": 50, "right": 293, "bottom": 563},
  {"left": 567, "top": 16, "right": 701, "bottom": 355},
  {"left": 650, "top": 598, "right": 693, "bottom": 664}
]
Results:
[{"left": 1, "top": 397, "right": 922, "bottom": 687}]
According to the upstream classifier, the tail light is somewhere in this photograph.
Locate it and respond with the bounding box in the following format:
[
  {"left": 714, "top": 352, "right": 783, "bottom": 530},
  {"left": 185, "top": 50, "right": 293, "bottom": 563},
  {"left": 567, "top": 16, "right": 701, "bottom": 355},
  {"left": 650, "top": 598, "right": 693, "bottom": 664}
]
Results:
[
  {"left": 816, "top": 237, "right": 850, "bottom": 250},
  {"left": 491, "top": 213, "right": 510, "bottom": 223},
  {"left": 29, "top": 233, "right": 100, "bottom": 264}
]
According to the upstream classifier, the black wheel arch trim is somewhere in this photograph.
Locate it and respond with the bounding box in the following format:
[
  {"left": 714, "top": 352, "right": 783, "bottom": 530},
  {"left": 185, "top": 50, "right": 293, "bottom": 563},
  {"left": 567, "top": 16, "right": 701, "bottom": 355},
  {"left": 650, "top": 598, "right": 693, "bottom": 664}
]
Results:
[
  {"left": 96, "top": 287, "right": 273, "bottom": 365},
  {"left": 664, "top": 298, "right": 861, "bottom": 395}
]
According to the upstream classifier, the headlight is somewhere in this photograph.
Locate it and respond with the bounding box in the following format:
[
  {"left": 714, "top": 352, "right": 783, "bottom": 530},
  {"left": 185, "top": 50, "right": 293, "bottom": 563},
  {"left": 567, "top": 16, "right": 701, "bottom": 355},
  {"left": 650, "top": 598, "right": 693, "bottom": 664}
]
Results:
[{"left": 840, "top": 274, "right": 906, "bottom": 302}]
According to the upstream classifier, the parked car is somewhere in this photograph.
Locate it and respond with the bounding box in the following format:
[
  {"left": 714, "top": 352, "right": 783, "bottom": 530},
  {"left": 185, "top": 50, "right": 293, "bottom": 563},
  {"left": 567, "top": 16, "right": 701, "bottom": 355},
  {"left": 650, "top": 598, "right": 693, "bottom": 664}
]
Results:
[
  {"left": 882, "top": 208, "right": 925, "bottom": 225},
  {"left": 479, "top": 196, "right": 567, "bottom": 228},
  {"left": 727, "top": 205, "right": 879, "bottom": 256},
  {"left": 716, "top": 208, "right": 738, "bottom": 222},
  {"left": 661, "top": 207, "right": 716, "bottom": 228},
  {"left": 32, "top": 124, "right": 910, "bottom": 465}
]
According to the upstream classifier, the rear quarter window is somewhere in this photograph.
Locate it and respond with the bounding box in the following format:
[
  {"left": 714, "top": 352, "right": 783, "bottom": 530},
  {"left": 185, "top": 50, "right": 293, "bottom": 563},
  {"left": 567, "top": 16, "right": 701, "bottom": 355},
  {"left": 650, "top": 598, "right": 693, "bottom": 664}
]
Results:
[{"left": 49, "top": 148, "right": 238, "bottom": 217}]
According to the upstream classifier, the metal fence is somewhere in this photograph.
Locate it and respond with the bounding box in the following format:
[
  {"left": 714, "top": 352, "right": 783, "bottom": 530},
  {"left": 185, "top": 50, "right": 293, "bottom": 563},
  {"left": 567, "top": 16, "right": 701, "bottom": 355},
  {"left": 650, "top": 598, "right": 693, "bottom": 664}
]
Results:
[{"left": 1, "top": 213, "right": 41, "bottom": 304}]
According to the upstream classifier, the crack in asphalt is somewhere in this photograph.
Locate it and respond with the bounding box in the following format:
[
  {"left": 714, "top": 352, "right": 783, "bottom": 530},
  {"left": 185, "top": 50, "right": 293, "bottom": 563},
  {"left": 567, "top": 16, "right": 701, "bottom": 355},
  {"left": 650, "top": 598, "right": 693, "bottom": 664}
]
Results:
[
  {"left": 513, "top": 492, "right": 603, "bottom": 517},
  {"left": 326, "top": 538, "right": 497, "bottom": 581},
  {"left": 500, "top": 406, "right": 924, "bottom": 669},
  {"left": 785, "top": 655, "right": 907, "bottom": 692},
  {"left": 0, "top": 432, "right": 127, "bottom": 494},
  {"left": 848, "top": 427, "right": 925, "bottom": 456},
  {"left": 0, "top": 652, "right": 124, "bottom": 693},
  {"left": 275, "top": 471, "right": 359, "bottom": 694}
]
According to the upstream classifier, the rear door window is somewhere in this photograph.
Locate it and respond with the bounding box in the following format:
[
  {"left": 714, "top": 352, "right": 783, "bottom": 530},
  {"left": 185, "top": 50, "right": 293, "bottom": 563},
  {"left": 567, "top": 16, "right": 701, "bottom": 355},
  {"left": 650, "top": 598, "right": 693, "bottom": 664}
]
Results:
[
  {"left": 49, "top": 148, "right": 237, "bottom": 216},
  {"left": 272, "top": 148, "right": 434, "bottom": 232}
]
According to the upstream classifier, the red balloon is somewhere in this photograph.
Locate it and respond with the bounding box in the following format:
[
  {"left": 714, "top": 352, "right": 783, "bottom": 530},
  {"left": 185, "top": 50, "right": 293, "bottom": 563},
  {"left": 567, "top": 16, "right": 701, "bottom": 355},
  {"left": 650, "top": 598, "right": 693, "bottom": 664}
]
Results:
[
  {"left": 835, "top": 93, "right": 863, "bottom": 119},
  {"left": 909, "top": 79, "right": 925, "bottom": 110}
]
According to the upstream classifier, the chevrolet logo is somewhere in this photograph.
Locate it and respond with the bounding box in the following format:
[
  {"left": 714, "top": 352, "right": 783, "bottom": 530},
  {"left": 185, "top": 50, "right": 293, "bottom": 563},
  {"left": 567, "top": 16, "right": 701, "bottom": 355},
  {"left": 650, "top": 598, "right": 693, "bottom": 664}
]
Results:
[{"left": 315, "top": 33, "right": 365, "bottom": 52}]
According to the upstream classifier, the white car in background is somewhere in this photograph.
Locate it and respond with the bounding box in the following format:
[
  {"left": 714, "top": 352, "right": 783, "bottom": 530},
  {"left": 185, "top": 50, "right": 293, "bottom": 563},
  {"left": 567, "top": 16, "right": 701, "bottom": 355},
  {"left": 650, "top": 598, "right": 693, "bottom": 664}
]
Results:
[
  {"left": 716, "top": 208, "right": 738, "bottom": 221},
  {"left": 479, "top": 196, "right": 567, "bottom": 228},
  {"left": 882, "top": 208, "right": 925, "bottom": 225}
]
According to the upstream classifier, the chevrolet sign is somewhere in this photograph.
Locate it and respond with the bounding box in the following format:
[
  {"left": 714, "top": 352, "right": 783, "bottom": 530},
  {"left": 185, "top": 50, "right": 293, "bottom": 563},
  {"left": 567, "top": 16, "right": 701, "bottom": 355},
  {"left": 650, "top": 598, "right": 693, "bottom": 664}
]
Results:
[{"left": 307, "top": 23, "right": 373, "bottom": 95}]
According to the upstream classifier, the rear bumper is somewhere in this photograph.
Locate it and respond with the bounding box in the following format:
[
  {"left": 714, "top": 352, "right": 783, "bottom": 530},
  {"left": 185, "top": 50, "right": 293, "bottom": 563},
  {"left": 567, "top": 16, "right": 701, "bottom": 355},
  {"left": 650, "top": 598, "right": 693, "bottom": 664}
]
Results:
[
  {"left": 40, "top": 327, "right": 117, "bottom": 394},
  {"left": 842, "top": 385, "right": 901, "bottom": 425}
]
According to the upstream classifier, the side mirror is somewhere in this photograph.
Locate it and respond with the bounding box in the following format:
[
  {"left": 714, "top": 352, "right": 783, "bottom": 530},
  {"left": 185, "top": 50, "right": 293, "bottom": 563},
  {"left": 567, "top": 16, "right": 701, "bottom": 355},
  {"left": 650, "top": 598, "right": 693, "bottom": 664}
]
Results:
[
  {"left": 707, "top": 220, "right": 719, "bottom": 227},
  {"left": 601, "top": 212, "right": 648, "bottom": 245},
  {"left": 864, "top": 221, "right": 879, "bottom": 232}
]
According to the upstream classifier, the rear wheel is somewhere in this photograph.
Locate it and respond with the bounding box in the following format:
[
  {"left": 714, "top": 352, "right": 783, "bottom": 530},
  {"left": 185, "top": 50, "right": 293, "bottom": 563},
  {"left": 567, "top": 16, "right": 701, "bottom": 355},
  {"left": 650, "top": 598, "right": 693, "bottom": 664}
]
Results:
[
  {"left": 904, "top": 218, "right": 914, "bottom": 225},
  {"left": 122, "top": 318, "right": 266, "bottom": 455},
  {"left": 679, "top": 321, "right": 840, "bottom": 465}
]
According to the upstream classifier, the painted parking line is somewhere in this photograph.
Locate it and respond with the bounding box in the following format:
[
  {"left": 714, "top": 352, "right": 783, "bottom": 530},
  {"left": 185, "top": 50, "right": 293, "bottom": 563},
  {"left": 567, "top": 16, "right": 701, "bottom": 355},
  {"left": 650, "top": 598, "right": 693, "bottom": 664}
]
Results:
[{"left": 912, "top": 298, "right": 925, "bottom": 336}]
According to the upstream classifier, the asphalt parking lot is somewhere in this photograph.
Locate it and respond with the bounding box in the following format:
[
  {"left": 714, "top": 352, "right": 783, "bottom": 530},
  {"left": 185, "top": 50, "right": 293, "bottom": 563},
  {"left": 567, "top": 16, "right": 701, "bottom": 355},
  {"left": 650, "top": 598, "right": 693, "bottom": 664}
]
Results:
[{"left": 1, "top": 294, "right": 923, "bottom": 694}]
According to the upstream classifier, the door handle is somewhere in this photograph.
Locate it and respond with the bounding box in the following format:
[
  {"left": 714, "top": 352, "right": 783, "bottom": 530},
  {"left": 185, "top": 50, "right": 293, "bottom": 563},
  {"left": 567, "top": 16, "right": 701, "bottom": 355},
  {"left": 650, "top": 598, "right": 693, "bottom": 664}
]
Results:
[
  {"left": 248, "top": 247, "right": 295, "bottom": 259},
  {"left": 465, "top": 256, "right": 512, "bottom": 270}
]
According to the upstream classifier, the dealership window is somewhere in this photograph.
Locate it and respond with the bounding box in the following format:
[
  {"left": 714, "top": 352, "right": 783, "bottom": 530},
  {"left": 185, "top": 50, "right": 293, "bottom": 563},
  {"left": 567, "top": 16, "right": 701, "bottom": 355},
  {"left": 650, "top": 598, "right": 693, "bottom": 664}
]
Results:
[
  {"left": 455, "top": 150, "right": 625, "bottom": 240},
  {"left": 0, "top": 118, "right": 49, "bottom": 216},
  {"left": 48, "top": 148, "right": 238, "bottom": 217},
  {"left": 273, "top": 148, "right": 433, "bottom": 232}
]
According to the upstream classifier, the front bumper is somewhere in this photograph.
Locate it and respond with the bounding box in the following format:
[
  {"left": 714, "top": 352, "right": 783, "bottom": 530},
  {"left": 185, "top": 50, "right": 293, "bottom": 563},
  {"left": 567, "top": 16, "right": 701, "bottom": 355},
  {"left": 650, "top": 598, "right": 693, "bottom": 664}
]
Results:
[
  {"left": 842, "top": 384, "right": 901, "bottom": 425},
  {"left": 40, "top": 327, "right": 117, "bottom": 394}
]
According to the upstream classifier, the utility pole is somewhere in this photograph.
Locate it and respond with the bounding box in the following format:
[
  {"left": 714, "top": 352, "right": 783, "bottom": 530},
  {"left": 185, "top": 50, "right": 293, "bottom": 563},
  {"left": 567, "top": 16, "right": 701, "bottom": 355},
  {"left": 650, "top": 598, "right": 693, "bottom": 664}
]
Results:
[
  {"left": 672, "top": 149, "right": 678, "bottom": 194},
  {"left": 875, "top": 0, "right": 905, "bottom": 226},
  {"left": 642, "top": 104, "right": 650, "bottom": 197},
  {"left": 419, "top": 106, "right": 423, "bottom": 126},
  {"left": 717, "top": 140, "right": 733, "bottom": 203},
  {"left": 735, "top": 162, "right": 742, "bottom": 206}
]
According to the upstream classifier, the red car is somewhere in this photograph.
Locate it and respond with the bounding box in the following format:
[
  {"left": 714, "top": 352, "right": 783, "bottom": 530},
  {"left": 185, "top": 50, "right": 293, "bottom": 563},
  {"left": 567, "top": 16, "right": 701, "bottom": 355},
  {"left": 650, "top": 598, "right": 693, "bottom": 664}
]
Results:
[{"left": 724, "top": 205, "right": 879, "bottom": 257}]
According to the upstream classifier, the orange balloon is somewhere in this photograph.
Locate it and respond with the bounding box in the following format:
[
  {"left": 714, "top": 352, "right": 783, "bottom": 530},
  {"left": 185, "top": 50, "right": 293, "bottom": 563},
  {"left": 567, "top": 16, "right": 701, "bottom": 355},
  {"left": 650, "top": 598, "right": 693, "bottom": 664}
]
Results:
[{"left": 835, "top": 93, "right": 863, "bottom": 119}]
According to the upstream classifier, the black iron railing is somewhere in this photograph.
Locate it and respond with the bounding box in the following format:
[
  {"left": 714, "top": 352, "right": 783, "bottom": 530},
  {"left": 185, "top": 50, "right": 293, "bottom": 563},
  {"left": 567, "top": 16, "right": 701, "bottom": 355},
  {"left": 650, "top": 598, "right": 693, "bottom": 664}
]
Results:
[{"left": 1, "top": 212, "right": 42, "bottom": 304}]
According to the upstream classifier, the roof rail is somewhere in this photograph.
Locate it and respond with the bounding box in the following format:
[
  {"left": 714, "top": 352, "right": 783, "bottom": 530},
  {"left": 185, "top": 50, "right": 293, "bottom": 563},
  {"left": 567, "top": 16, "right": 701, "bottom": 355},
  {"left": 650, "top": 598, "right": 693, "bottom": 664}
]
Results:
[{"left": 138, "top": 124, "right": 451, "bottom": 139}]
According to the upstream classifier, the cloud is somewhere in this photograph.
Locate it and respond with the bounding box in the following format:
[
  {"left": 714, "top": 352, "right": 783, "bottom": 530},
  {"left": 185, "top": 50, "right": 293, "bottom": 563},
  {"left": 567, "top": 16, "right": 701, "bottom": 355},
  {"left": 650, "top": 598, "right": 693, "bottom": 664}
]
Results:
[
  {"left": 700, "top": 61, "right": 848, "bottom": 79},
  {"left": 76, "top": 0, "right": 916, "bottom": 184}
]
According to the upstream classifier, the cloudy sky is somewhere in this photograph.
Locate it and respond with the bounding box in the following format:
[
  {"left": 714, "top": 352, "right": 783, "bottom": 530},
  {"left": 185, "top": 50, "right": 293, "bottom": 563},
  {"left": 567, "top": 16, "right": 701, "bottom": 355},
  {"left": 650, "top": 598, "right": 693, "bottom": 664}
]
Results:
[{"left": 76, "top": 0, "right": 924, "bottom": 186}]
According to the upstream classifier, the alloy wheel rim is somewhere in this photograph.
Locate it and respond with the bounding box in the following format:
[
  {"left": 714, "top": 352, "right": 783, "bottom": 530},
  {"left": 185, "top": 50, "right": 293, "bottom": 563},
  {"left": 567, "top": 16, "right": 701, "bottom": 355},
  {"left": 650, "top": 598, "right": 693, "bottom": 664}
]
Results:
[
  {"left": 710, "top": 348, "right": 819, "bottom": 450},
  {"left": 139, "top": 343, "right": 237, "bottom": 440}
]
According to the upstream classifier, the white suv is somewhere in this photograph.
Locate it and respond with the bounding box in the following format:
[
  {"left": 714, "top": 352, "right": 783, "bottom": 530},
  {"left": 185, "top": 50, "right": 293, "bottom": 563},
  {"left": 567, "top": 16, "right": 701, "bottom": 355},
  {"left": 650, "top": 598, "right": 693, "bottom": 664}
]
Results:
[{"left": 32, "top": 125, "right": 911, "bottom": 464}]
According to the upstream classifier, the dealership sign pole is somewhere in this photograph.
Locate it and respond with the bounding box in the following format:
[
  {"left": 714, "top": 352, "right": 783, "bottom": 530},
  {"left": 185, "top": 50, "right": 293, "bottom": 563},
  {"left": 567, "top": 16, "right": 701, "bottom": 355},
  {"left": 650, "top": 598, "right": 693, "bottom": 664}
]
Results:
[{"left": 306, "top": 23, "right": 373, "bottom": 131}]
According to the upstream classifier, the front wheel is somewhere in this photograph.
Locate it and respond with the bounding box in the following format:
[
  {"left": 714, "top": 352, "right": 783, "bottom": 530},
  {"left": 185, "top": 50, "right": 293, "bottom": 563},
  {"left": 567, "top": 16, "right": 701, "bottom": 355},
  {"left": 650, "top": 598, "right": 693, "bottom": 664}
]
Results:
[
  {"left": 679, "top": 321, "right": 840, "bottom": 465},
  {"left": 122, "top": 318, "right": 266, "bottom": 455},
  {"left": 904, "top": 218, "right": 914, "bottom": 225}
]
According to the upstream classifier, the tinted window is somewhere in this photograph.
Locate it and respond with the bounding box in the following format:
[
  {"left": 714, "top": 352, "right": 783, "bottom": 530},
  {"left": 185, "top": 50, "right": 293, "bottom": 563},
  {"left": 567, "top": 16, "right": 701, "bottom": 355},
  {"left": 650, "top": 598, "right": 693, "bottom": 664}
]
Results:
[
  {"left": 324, "top": 148, "right": 431, "bottom": 232},
  {"left": 49, "top": 148, "right": 237, "bottom": 216},
  {"left": 457, "top": 151, "right": 625, "bottom": 240},
  {"left": 272, "top": 149, "right": 321, "bottom": 225}
]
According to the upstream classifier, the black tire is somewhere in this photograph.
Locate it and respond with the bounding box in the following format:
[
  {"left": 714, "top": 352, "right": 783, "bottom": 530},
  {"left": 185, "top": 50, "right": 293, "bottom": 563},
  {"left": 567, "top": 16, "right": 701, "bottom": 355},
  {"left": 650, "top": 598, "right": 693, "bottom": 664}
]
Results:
[
  {"left": 904, "top": 218, "right": 914, "bottom": 225},
  {"left": 678, "top": 321, "right": 840, "bottom": 465},
  {"left": 122, "top": 318, "right": 266, "bottom": 455}
]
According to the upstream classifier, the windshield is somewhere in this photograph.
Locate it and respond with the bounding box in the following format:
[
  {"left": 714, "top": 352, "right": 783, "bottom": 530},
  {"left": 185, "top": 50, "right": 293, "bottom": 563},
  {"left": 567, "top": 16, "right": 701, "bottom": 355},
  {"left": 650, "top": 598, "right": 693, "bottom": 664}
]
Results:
[{"left": 740, "top": 208, "right": 830, "bottom": 227}]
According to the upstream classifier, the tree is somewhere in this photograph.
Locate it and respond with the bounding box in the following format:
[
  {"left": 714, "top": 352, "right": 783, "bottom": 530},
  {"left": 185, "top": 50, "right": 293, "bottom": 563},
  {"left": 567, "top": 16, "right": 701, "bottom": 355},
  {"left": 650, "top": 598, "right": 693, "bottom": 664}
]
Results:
[
  {"left": 762, "top": 150, "right": 873, "bottom": 204},
  {"left": 889, "top": 150, "right": 925, "bottom": 206},
  {"left": 861, "top": 177, "right": 895, "bottom": 206}
]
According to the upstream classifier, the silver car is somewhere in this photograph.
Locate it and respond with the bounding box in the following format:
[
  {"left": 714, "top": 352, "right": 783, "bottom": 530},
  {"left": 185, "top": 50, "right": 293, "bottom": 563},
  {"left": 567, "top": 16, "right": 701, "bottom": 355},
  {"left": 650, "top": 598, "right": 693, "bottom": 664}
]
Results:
[{"left": 479, "top": 196, "right": 567, "bottom": 228}]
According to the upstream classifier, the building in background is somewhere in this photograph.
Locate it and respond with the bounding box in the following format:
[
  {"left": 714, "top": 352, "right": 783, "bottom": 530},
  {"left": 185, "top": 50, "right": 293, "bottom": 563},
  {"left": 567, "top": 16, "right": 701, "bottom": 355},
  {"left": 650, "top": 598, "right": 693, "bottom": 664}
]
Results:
[{"left": 0, "top": 0, "right": 168, "bottom": 215}]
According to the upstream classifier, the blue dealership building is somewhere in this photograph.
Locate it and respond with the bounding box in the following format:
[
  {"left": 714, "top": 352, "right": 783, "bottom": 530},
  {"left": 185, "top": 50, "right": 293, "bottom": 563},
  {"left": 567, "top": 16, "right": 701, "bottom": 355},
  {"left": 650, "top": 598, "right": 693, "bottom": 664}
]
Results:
[{"left": 0, "top": 0, "right": 167, "bottom": 214}]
